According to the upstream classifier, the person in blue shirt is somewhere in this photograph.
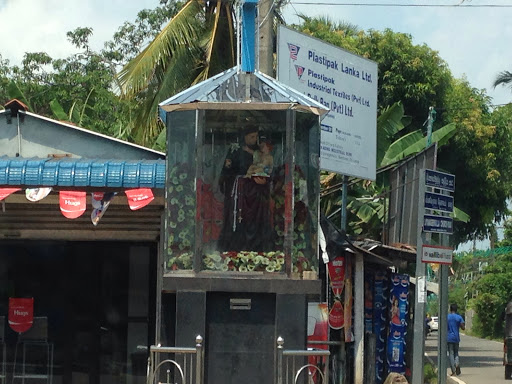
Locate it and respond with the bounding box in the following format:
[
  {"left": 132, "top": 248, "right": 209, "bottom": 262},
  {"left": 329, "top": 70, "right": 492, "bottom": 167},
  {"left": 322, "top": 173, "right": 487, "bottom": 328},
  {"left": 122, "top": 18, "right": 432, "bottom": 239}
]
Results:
[{"left": 447, "top": 303, "right": 465, "bottom": 376}]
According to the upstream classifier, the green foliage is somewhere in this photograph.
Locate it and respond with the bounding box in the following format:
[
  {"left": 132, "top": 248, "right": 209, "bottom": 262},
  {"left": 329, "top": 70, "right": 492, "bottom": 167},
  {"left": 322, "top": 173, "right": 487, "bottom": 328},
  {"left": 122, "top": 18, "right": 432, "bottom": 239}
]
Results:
[
  {"left": 469, "top": 253, "right": 512, "bottom": 338},
  {"left": 118, "top": 0, "right": 237, "bottom": 144},
  {"left": 440, "top": 80, "right": 512, "bottom": 244},
  {"left": 424, "top": 361, "right": 438, "bottom": 384},
  {"left": 472, "top": 291, "right": 505, "bottom": 339},
  {"left": 0, "top": 1, "right": 183, "bottom": 145},
  {"left": 426, "top": 294, "right": 438, "bottom": 317},
  {"left": 449, "top": 281, "right": 467, "bottom": 316}
]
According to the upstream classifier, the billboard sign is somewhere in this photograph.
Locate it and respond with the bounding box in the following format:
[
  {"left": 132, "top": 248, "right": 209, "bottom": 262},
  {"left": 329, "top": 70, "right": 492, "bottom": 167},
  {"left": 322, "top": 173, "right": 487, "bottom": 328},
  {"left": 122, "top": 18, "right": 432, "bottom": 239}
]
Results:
[
  {"left": 422, "top": 244, "right": 453, "bottom": 264},
  {"left": 277, "top": 25, "right": 378, "bottom": 180}
]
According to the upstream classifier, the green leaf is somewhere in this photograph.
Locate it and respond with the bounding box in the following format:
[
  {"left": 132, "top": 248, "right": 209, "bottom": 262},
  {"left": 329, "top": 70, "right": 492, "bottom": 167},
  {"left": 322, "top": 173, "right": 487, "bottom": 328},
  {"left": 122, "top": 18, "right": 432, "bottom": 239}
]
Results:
[
  {"left": 381, "top": 130, "right": 424, "bottom": 166},
  {"left": 117, "top": 0, "right": 203, "bottom": 98},
  {"left": 50, "top": 99, "right": 68, "bottom": 121},
  {"left": 381, "top": 123, "right": 457, "bottom": 166},
  {"left": 376, "top": 102, "right": 407, "bottom": 166},
  {"left": 154, "top": 127, "right": 167, "bottom": 151},
  {"left": 69, "top": 101, "right": 80, "bottom": 123},
  {"left": 453, "top": 207, "right": 470, "bottom": 223},
  {"left": 7, "top": 81, "right": 32, "bottom": 110}
]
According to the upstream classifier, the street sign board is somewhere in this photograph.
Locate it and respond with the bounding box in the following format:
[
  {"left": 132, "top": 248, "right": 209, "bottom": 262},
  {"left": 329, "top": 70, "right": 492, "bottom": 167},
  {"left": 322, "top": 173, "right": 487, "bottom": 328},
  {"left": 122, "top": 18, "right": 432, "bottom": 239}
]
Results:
[
  {"left": 277, "top": 25, "right": 378, "bottom": 180},
  {"left": 423, "top": 214, "right": 453, "bottom": 234},
  {"left": 425, "top": 169, "right": 455, "bottom": 192},
  {"left": 422, "top": 244, "right": 453, "bottom": 264},
  {"left": 424, "top": 192, "right": 454, "bottom": 213}
]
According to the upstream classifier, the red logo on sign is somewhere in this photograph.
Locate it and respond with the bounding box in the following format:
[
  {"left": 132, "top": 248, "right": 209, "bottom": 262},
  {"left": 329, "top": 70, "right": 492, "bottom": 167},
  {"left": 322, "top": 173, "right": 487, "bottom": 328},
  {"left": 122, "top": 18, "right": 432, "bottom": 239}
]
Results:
[
  {"left": 8, "top": 298, "right": 34, "bottom": 333},
  {"left": 328, "top": 256, "right": 346, "bottom": 297}
]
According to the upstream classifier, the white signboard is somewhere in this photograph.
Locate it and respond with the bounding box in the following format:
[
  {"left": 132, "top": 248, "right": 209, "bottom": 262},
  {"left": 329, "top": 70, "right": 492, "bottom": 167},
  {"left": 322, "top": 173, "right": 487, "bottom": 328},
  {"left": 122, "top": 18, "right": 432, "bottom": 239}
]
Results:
[
  {"left": 422, "top": 244, "right": 453, "bottom": 264},
  {"left": 277, "top": 25, "right": 378, "bottom": 180}
]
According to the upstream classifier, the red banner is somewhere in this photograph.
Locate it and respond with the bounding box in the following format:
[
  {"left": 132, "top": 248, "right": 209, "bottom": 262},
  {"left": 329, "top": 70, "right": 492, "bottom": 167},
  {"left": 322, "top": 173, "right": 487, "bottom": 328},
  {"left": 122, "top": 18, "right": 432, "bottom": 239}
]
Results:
[
  {"left": 8, "top": 297, "right": 34, "bottom": 333},
  {"left": 59, "top": 191, "right": 86, "bottom": 219},
  {"left": 125, "top": 188, "right": 154, "bottom": 210},
  {"left": 0, "top": 188, "right": 21, "bottom": 201}
]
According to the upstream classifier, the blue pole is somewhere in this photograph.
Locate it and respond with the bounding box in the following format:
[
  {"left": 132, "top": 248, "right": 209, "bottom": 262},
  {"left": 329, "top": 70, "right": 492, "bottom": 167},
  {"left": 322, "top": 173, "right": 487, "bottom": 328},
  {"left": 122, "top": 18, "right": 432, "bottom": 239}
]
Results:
[{"left": 241, "top": 0, "right": 258, "bottom": 72}]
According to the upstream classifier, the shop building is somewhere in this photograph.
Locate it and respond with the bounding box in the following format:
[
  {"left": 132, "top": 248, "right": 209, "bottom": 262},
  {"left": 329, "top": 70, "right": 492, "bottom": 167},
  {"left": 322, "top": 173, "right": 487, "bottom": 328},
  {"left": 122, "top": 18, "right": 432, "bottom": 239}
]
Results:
[{"left": 0, "top": 99, "right": 165, "bottom": 383}]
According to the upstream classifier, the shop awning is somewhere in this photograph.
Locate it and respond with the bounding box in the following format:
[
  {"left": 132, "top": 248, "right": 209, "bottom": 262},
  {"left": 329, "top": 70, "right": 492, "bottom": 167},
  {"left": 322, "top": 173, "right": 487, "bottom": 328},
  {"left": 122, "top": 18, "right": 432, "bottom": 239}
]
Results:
[{"left": 0, "top": 158, "right": 165, "bottom": 189}]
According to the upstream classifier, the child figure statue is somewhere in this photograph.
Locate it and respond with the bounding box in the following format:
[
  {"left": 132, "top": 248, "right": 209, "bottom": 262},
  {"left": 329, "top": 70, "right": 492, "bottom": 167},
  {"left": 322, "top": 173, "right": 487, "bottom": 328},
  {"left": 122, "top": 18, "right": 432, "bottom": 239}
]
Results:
[{"left": 246, "top": 139, "right": 274, "bottom": 177}]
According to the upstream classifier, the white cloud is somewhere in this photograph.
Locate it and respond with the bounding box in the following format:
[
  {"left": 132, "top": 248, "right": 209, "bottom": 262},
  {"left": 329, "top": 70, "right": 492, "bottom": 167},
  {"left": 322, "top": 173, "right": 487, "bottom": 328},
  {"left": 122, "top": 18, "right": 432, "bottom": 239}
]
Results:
[{"left": 0, "top": 0, "right": 160, "bottom": 65}]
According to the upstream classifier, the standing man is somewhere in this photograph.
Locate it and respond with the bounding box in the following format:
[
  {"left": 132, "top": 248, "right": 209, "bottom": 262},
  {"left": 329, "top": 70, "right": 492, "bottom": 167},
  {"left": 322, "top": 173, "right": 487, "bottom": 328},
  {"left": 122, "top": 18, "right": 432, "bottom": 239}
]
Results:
[{"left": 447, "top": 303, "right": 465, "bottom": 376}]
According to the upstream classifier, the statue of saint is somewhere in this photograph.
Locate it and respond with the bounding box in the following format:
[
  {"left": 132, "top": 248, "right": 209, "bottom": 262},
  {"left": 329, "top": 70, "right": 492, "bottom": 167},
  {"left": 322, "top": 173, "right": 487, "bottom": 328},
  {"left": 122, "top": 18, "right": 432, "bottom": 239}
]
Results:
[{"left": 218, "top": 125, "right": 273, "bottom": 252}]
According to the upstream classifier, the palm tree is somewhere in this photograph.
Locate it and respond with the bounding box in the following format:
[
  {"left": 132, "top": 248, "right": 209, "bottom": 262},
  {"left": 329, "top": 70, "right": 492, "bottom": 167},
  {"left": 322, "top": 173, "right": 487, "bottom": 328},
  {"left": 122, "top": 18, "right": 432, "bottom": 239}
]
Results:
[
  {"left": 118, "top": 0, "right": 286, "bottom": 146},
  {"left": 493, "top": 71, "right": 512, "bottom": 91}
]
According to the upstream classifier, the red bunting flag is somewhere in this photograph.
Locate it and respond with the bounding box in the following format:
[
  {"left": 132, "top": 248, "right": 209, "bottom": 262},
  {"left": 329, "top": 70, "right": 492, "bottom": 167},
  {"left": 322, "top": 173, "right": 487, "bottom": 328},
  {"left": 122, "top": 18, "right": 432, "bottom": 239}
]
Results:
[
  {"left": 59, "top": 191, "right": 86, "bottom": 219},
  {"left": 125, "top": 188, "right": 154, "bottom": 210},
  {"left": 8, "top": 297, "right": 34, "bottom": 333},
  {"left": 0, "top": 188, "right": 21, "bottom": 201}
]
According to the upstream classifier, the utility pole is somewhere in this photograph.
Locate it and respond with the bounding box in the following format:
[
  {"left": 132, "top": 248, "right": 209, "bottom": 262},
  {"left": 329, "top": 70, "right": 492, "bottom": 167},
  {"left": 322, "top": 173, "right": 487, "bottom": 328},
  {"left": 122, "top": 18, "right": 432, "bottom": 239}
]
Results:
[{"left": 258, "top": 0, "right": 274, "bottom": 76}]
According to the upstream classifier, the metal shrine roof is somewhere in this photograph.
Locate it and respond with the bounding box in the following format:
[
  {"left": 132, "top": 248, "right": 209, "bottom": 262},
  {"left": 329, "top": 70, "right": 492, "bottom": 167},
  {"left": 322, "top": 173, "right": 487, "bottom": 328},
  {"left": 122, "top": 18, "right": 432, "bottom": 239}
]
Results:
[
  {"left": 0, "top": 157, "right": 165, "bottom": 189},
  {"left": 158, "top": 67, "right": 329, "bottom": 120}
]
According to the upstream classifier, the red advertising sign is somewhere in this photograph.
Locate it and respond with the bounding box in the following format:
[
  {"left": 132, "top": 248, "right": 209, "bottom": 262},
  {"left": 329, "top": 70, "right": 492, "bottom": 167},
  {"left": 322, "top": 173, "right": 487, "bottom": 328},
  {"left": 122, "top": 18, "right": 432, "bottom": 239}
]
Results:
[
  {"left": 327, "top": 256, "right": 345, "bottom": 297},
  {"left": 59, "top": 191, "right": 86, "bottom": 219},
  {"left": 125, "top": 188, "right": 154, "bottom": 210},
  {"left": 328, "top": 299, "right": 345, "bottom": 329},
  {"left": 8, "top": 297, "right": 34, "bottom": 333}
]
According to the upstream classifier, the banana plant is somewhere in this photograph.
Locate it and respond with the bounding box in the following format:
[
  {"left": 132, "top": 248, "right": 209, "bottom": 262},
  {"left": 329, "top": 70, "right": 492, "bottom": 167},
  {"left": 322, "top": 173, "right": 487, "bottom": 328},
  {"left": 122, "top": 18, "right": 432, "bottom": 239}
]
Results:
[{"left": 50, "top": 87, "right": 95, "bottom": 126}]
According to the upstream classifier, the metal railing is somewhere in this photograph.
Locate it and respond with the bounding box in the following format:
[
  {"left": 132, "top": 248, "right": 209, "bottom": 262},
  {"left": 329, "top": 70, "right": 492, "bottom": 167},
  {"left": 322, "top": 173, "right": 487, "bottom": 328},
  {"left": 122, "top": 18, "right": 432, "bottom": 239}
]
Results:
[
  {"left": 146, "top": 335, "right": 204, "bottom": 384},
  {"left": 276, "top": 336, "right": 330, "bottom": 384}
]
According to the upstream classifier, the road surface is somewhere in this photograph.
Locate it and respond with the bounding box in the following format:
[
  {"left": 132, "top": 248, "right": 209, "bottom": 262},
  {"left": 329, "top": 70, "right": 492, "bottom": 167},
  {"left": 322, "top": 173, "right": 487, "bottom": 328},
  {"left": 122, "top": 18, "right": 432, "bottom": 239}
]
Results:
[{"left": 425, "top": 332, "right": 505, "bottom": 383}]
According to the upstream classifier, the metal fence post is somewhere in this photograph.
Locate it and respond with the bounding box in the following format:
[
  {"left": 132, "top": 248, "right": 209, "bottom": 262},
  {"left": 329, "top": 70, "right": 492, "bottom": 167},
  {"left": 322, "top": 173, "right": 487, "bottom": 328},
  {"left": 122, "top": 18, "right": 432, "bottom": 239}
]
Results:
[
  {"left": 195, "top": 335, "right": 203, "bottom": 384},
  {"left": 277, "top": 336, "right": 284, "bottom": 384}
]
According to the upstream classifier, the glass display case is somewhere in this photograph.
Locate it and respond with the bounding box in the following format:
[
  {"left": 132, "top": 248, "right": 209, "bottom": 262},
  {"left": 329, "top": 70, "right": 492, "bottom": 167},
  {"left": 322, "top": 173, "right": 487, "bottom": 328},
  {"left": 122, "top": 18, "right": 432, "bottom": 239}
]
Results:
[{"left": 165, "top": 107, "right": 321, "bottom": 277}]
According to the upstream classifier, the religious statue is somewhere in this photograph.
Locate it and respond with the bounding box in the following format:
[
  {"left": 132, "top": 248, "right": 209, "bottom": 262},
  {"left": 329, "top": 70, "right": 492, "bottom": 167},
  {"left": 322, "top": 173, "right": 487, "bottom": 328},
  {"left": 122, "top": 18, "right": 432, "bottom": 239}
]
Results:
[
  {"left": 245, "top": 139, "right": 274, "bottom": 178},
  {"left": 218, "top": 125, "right": 273, "bottom": 252}
]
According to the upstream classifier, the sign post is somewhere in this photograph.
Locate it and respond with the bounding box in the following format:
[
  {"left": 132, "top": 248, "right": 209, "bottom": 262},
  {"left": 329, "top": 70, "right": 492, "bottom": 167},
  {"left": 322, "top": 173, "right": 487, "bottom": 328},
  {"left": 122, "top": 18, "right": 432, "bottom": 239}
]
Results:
[{"left": 412, "top": 169, "right": 455, "bottom": 384}]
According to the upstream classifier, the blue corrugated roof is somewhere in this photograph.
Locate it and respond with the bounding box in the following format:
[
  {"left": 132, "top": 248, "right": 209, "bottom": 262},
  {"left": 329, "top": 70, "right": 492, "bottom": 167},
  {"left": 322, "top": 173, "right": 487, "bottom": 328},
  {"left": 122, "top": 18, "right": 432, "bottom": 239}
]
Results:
[{"left": 0, "top": 158, "right": 166, "bottom": 189}]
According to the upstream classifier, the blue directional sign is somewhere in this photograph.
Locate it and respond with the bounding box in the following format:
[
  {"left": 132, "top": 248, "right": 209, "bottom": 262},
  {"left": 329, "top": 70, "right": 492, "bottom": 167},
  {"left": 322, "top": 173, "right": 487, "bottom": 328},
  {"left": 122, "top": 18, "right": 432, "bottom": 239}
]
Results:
[
  {"left": 423, "top": 214, "right": 453, "bottom": 234},
  {"left": 425, "top": 169, "right": 455, "bottom": 192},
  {"left": 424, "top": 192, "right": 454, "bottom": 213}
]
